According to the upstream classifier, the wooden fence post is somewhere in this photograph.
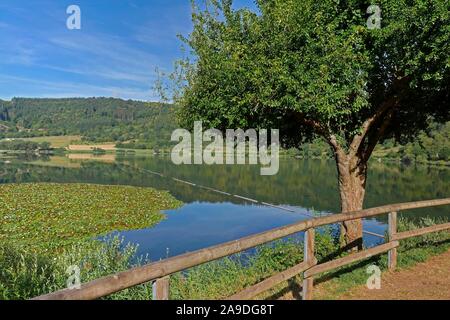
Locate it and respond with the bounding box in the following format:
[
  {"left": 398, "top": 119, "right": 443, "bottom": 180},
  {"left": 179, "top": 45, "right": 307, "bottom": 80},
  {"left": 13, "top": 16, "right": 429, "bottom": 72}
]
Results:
[
  {"left": 152, "top": 276, "right": 170, "bottom": 300},
  {"left": 302, "top": 228, "right": 316, "bottom": 300},
  {"left": 388, "top": 211, "right": 398, "bottom": 271}
]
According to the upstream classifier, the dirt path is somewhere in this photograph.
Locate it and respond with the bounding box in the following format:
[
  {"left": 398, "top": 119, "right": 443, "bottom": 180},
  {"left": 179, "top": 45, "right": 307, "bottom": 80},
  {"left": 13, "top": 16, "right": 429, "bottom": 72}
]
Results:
[{"left": 338, "top": 249, "right": 450, "bottom": 300}]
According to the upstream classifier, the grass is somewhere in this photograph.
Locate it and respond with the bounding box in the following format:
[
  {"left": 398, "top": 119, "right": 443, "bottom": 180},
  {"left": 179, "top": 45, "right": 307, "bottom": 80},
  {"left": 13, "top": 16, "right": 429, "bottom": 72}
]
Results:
[
  {"left": 167, "top": 218, "right": 450, "bottom": 300},
  {"left": 20, "top": 135, "right": 81, "bottom": 148},
  {"left": 0, "top": 237, "right": 151, "bottom": 300},
  {"left": 0, "top": 213, "right": 448, "bottom": 300},
  {"left": 169, "top": 227, "right": 337, "bottom": 300},
  {"left": 0, "top": 183, "right": 182, "bottom": 253}
]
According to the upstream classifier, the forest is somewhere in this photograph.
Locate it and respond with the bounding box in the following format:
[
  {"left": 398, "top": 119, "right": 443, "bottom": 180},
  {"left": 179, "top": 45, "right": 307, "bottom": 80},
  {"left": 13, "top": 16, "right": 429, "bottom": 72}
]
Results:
[
  {"left": 296, "top": 121, "right": 450, "bottom": 163},
  {"left": 0, "top": 98, "right": 177, "bottom": 149},
  {"left": 0, "top": 97, "right": 449, "bottom": 163},
  {"left": 0, "top": 140, "right": 51, "bottom": 151}
]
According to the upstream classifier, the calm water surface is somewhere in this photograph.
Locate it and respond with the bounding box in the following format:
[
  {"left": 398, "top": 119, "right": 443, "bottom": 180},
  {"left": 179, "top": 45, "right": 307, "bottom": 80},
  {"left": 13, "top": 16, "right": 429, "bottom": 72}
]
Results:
[{"left": 1, "top": 154, "right": 449, "bottom": 260}]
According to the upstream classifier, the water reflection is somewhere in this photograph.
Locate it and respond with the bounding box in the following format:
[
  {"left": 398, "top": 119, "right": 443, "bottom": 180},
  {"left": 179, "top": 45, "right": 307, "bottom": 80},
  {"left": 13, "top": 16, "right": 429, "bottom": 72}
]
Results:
[{"left": 0, "top": 155, "right": 448, "bottom": 260}]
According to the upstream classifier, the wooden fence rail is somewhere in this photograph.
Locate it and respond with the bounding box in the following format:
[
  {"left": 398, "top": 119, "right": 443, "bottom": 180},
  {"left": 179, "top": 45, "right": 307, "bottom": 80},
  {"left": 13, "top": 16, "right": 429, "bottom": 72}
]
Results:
[{"left": 32, "top": 198, "right": 450, "bottom": 300}]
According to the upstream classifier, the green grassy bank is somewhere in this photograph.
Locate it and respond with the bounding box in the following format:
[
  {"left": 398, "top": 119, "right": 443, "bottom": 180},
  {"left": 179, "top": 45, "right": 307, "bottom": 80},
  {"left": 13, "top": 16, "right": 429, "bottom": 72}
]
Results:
[{"left": 1, "top": 216, "right": 448, "bottom": 300}]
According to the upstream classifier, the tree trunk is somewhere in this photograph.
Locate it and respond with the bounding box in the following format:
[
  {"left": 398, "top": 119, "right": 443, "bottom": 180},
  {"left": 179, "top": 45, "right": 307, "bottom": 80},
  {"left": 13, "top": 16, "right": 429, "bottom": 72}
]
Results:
[{"left": 336, "top": 154, "right": 368, "bottom": 250}]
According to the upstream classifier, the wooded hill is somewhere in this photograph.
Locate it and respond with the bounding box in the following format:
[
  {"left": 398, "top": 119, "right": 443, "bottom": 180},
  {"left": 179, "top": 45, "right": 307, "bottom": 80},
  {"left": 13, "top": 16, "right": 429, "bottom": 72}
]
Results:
[
  {"left": 298, "top": 121, "right": 450, "bottom": 163},
  {"left": 0, "top": 97, "right": 448, "bottom": 162},
  {"left": 0, "top": 98, "right": 177, "bottom": 149}
]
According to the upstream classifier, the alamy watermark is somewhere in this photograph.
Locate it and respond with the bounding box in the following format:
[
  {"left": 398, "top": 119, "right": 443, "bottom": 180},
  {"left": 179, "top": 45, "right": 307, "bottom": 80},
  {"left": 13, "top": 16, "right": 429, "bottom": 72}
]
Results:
[
  {"left": 66, "top": 5, "right": 81, "bottom": 30},
  {"left": 366, "top": 265, "right": 381, "bottom": 290},
  {"left": 64, "top": 4, "right": 379, "bottom": 31},
  {"left": 171, "top": 121, "right": 280, "bottom": 176},
  {"left": 66, "top": 265, "right": 81, "bottom": 290},
  {"left": 367, "top": 5, "right": 381, "bottom": 30}
]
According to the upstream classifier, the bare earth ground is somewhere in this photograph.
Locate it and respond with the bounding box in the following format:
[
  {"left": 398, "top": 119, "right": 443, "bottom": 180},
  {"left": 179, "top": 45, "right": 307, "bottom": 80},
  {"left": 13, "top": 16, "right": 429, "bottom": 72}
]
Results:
[
  {"left": 67, "top": 144, "right": 116, "bottom": 151},
  {"left": 279, "top": 249, "right": 450, "bottom": 300},
  {"left": 336, "top": 249, "right": 450, "bottom": 300}
]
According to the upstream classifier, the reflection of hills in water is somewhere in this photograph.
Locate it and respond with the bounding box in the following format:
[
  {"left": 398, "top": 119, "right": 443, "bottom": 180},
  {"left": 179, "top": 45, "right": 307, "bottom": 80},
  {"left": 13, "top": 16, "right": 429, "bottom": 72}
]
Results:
[
  {"left": 1, "top": 155, "right": 449, "bottom": 220},
  {"left": 67, "top": 154, "right": 116, "bottom": 162}
]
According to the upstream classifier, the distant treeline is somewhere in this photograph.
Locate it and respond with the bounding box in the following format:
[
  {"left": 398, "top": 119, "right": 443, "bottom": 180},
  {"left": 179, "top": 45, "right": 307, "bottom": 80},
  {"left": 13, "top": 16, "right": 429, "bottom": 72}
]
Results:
[
  {"left": 288, "top": 121, "right": 450, "bottom": 163},
  {"left": 0, "top": 98, "right": 177, "bottom": 149},
  {"left": 391, "top": 122, "right": 450, "bottom": 162},
  {"left": 0, "top": 98, "right": 448, "bottom": 162},
  {"left": 0, "top": 140, "right": 51, "bottom": 151}
]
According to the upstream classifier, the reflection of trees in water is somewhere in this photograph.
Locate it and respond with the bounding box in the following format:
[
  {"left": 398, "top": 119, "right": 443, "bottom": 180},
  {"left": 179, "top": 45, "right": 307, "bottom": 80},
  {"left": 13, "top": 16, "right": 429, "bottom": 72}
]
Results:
[
  {"left": 1, "top": 157, "right": 449, "bottom": 219},
  {"left": 0, "top": 161, "right": 230, "bottom": 204},
  {"left": 123, "top": 157, "right": 341, "bottom": 210}
]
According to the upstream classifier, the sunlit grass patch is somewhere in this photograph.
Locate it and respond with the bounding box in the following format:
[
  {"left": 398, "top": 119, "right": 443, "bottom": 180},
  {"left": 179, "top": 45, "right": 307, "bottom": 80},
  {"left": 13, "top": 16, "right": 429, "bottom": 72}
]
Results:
[{"left": 20, "top": 135, "right": 82, "bottom": 148}]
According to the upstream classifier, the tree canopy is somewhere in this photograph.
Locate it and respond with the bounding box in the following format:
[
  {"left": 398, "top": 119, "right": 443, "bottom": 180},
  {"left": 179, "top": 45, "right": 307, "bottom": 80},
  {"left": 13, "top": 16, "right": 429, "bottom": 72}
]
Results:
[
  {"left": 175, "top": 0, "right": 449, "bottom": 246},
  {"left": 178, "top": 0, "right": 449, "bottom": 149}
]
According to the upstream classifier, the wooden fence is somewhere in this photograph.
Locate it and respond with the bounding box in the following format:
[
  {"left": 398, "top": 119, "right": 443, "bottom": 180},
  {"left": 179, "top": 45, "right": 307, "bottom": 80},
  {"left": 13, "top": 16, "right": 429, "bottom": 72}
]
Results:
[{"left": 33, "top": 198, "right": 450, "bottom": 300}]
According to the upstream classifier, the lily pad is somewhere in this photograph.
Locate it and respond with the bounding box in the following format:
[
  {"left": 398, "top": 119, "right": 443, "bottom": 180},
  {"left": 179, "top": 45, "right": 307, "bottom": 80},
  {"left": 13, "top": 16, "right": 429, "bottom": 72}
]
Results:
[{"left": 0, "top": 183, "right": 182, "bottom": 253}]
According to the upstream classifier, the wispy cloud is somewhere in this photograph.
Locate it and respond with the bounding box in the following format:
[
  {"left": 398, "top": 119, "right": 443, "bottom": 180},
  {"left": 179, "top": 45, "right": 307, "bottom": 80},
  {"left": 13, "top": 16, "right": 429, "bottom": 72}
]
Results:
[
  {"left": 131, "top": 2, "right": 191, "bottom": 47},
  {"left": 0, "top": 42, "right": 36, "bottom": 65},
  {"left": 0, "top": 0, "right": 193, "bottom": 100},
  {"left": 43, "top": 62, "right": 154, "bottom": 83},
  {"left": 50, "top": 33, "right": 162, "bottom": 69}
]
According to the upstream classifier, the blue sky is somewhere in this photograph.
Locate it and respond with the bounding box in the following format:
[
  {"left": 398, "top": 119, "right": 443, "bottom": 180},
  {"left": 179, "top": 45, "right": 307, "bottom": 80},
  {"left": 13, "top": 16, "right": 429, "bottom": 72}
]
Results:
[{"left": 0, "top": 0, "right": 256, "bottom": 101}]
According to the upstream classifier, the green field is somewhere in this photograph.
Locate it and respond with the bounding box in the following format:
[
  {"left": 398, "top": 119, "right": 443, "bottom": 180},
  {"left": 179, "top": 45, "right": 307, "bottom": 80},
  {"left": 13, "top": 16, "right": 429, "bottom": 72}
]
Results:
[{"left": 20, "top": 135, "right": 81, "bottom": 148}]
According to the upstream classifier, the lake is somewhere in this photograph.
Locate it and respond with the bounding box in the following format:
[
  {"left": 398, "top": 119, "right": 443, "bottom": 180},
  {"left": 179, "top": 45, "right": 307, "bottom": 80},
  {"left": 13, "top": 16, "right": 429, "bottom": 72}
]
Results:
[{"left": 1, "top": 154, "right": 449, "bottom": 261}]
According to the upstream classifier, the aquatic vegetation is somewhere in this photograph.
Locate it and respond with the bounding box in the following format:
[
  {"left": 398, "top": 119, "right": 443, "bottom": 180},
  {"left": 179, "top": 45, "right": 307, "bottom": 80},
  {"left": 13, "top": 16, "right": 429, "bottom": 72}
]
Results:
[{"left": 0, "top": 183, "right": 182, "bottom": 252}]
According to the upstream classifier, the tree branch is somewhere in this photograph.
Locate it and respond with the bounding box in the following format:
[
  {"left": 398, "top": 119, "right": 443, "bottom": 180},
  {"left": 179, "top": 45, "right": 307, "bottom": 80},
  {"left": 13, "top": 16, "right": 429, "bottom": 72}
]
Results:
[
  {"left": 361, "top": 108, "right": 395, "bottom": 163},
  {"left": 349, "top": 75, "right": 411, "bottom": 158},
  {"left": 328, "top": 134, "right": 347, "bottom": 164},
  {"left": 294, "top": 113, "right": 348, "bottom": 164},
  {"left": 349, "top": 96, "right": 396, "bottom": 157},
  {"left": 299, "top": 117, "right": 327, "bottom": 135}
]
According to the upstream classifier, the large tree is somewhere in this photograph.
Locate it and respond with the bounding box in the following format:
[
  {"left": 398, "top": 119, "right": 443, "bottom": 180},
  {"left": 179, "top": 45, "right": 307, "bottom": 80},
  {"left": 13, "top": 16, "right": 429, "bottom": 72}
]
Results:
[{"left": 174, "top": 0, "right": 449, "bottom": 247}]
